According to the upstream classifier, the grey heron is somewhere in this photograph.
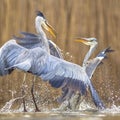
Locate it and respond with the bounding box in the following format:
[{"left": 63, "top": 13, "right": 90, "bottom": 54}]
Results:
[
  {"left": 0, "top": 11, "right": 58, "bottom": 75},
  {"left": 0, "top": 11, "right": 62, "bottom": 111},
  {"left": 57, "top": 38, "right": 98, "bottom": 107},
  {"left": 12, "top": 11, "right": 65, "bottom": 111},
  {"left": 58, "top": 38, "right": 113, "bottom": 110},
  {"left": 7, "top": 44, "right": 105, "bottom": 110},
  {"left": 13, "top": 11, "right": 63, "bottom": 111},
  {"left": 75, "top": 38, "right": 113, "bottom": 79}
]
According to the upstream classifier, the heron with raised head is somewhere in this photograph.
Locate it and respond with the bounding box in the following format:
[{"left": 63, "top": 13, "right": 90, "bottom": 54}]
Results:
[
  {"left": 58, "top": 38, "right": 113, "bottom": 110},
  {"left": 75, "top": 38, "right": 113, "bottom": 80}
]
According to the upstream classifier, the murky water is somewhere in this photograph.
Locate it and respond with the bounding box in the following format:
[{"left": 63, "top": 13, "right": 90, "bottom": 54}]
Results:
[{"left": 0, "top": 110, "right": 120, "bottom": 120}]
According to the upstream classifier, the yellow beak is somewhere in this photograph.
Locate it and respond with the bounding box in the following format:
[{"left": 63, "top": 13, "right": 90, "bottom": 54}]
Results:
[
  {"left": 75, "top": 38, "right": 90, "bottom": 45},
  {"left": 42, "top": 21, "right": 57, "bottom": 38}
]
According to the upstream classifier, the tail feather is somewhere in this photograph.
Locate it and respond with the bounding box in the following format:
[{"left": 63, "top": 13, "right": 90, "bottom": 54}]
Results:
[{"left": 89, "top": 83, "right": 105, "bottom": 110}]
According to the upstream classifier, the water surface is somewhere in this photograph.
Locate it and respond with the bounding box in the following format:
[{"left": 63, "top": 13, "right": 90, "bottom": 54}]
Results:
[{"left": 1, "top": 109, "right": 120, "bottom": 120}]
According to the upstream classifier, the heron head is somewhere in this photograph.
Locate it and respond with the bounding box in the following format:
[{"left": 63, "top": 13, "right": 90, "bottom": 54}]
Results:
[
  {"left": 35, "top": 11, "right": 56, "bottom": 38},
  {"left": 75, "top": 37, "right": 98, "bottom": 46}
]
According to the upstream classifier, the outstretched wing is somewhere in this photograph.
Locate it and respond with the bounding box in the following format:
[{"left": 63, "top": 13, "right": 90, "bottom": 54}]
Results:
[
  {"left": 48, "top": 40, "right": 63, "bottom": 59},
  {"left": 40, "top": 55, "right": 105, "bottom": 109},
  {"left": 13, "top": 32, "right": 42, "bottom": 48},
  {"left": 6, "top": 47, "right": 47, "bottom": 74},
  {"left": 7, "top": 47, "right": 105, "bottom": 109},
  {"left": 0, "top": 40, "right": 25, "bottom": 75},
  {"left": 14, "top": 32, "right": 63, "bottom": 58},
  {"left": 40, "top": 57, "right": 91, "bottom": 95},
  {"left": 85, "top": 47, "right": 114, "bottom": 79},
  {"left": 20, "top": 32, "right": 38, "bottom": 37},
  {"left": 6, "top": 59, "right": 31, "bottom": 72}
]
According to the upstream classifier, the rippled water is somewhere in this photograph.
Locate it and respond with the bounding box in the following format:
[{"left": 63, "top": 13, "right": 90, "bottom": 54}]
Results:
[
  {"left": 1, "top": 103, "right": 120, "bottom": 120},
  {"left": 0, "top": 109, "right": 120, "bottom": 120}
]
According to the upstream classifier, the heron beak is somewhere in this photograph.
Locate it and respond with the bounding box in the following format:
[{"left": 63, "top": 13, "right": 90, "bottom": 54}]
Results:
[
  {"left": 42, "top": 21, "right": 57, "bottom": 38},
  {"left": 75, "top": 38, "right": 90, "bottom": 45}
]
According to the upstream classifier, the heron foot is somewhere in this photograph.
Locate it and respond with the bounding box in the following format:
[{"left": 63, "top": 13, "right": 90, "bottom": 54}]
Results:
[{"left": 58, "top": 100, "right": 70, "bottom": 111}]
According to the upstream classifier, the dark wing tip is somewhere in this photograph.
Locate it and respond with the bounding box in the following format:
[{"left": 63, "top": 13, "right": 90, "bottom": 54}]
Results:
[
  {"left": 105, "top": 47, "right": 115, "bottom": 53},
  {"left": 97, "top": 47, "right": 114, "bottom": 58},
  {"left": 36, "top": 10, "right": 45, "bottom": 19}
]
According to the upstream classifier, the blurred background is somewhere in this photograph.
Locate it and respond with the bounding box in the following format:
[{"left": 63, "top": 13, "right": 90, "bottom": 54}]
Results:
[{"left": 0, "top": 0, "right": 120, "bottom": 110}]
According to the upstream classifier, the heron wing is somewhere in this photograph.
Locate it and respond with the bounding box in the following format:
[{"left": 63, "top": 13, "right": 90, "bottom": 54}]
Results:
[
  {"left": 13, "top": 36, "right": 40, "bottom": 44},
  {"left": 5, "top": 59, "right": 31, "bottom": 72},
  {"left": 13, "top": 32, "right": 42, "bottom": 48},
  {"left": 20, "top": 32, "right": 38, "bottom": 37},
  {"left": 1, "top": 41, "right": 31, "bottom": 71},
  {"left": 40, "top": 56, "right": 105, "bottom": 109},
  {"left": 48, "top": 40, "right": 63, "bottom": 59},
  {"left": 9, "top": 59, "right": 31, "bottom": 71},
  {"left": 40, "top": 57, "right": 89, "bottom": 95},
  {"left": 0, "top": 40, "right": 25, "bottom": 75},
  {"left": 85, "top": 59, "right": 101, "bottom": 79},
  {"left": 5, "top": 46, "right": 105, "bottom": 109},
  {"left": 85, "top": 47, "right": 113, "bottom": 79}
]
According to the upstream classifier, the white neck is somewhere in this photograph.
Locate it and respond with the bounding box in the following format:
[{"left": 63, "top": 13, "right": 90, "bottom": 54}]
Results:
[
  {"left": 35, "top": 19, "right": 46, "bottom": 38},
  {"left": 83, "top": 43, "right": 97, "bottom": 66},
  {"left": 35, "top": 17, "right": 50, "bottom": 53}
]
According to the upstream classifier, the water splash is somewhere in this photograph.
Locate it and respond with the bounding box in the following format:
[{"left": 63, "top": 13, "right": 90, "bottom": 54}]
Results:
[
  {"left": 62, "top": 51, "right": 75, "bottom": 62},
  {"left": 0, "top": 96, "right": 24, "bottom": 112},
  {"left": 101, "top": 104, "right": 120, "bottom": 114}
]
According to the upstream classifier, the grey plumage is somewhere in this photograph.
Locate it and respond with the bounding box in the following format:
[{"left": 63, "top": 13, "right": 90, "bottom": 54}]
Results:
[
  {"left": 85, "top": 47, "right": 114, "bottom": 78},
  {"left": 0, "top": 40, "right": 25, "bottom": 76},
  {"left": 0, "top": 11, "right": 107, "bottom": 111},
  {"left": 58, "top": 47, "right": 112, "bottom": 108},
  {"left": 7, "top": 46, "right": 105, "bottom": 109},
  {"left": 14, "top": 32, "right": 63, "bottom": 58},
  {"left": 0, "top": 11, "right": 62, "bottom": 76},
  {"left": 58, "top": 38, "right": 113, "bottom": 110}
]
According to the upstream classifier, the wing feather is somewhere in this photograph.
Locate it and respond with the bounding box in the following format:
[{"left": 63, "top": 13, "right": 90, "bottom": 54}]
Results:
[
  {"left": 5, "top": 59, "right": 31, "bottom": 72},
  {"left": 20, "top": 32, "right": 38, "bottom": 37},
  {"left": 85, "top": 47, "right": 113, "bottom": 79},
  {"left": 13, "top": 32, "right": 42, "bottom": 48},
  {"left": 41, "top": 59, "right": 89, "bottom": 95},
  {"left": 48, "top": 40, "right": 63, "bottom": 59}
]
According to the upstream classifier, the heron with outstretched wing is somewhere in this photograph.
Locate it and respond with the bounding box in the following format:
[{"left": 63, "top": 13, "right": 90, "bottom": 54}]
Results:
[
  {"left": 0, "top": 11, "right": 62, "bottom": 111},
  {"left": 0, "top": 11, "right": 58, "bottom": 75},
  {"left": 7, "top": 45, "right": 105, "bottom": 110}
]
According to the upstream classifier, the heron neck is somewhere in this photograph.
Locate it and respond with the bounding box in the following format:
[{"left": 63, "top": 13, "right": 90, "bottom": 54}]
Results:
[
  {"left": 35, "top": 23, "right": 50, "bottom": 53},
  {"left": 83, "top": 44, "right": 97, "bottom": 66},
  {"left": 35, "top": 23, "right": 46, "bottom": 38}
]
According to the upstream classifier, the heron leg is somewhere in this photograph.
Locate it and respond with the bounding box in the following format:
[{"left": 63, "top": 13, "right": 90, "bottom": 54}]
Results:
[
  {"left": 21, "top": 73, "right": 27, "bottom": 112},
  {"left": 31, "top": 75, "right": 40, "bottom": 112},
  {"left": 57, "top": 89, "right": 74, "bottom": 111},
  {"left": 69, "top": 92, "right": 81, "bottom": 110},
  {"left": 69, "top": 89, "right": 89, "bottom": 110},
  {"left": 57, "top": 100, "right": 70, "bottom": 111}
]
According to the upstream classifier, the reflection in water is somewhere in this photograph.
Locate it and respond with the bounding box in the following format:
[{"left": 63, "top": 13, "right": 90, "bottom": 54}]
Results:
[
  {"left": 0, "top": 111, "right": 120, "bottom": 120},
  {"left": 1, "top": 98, "right": 120, "bottom": 120}
]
